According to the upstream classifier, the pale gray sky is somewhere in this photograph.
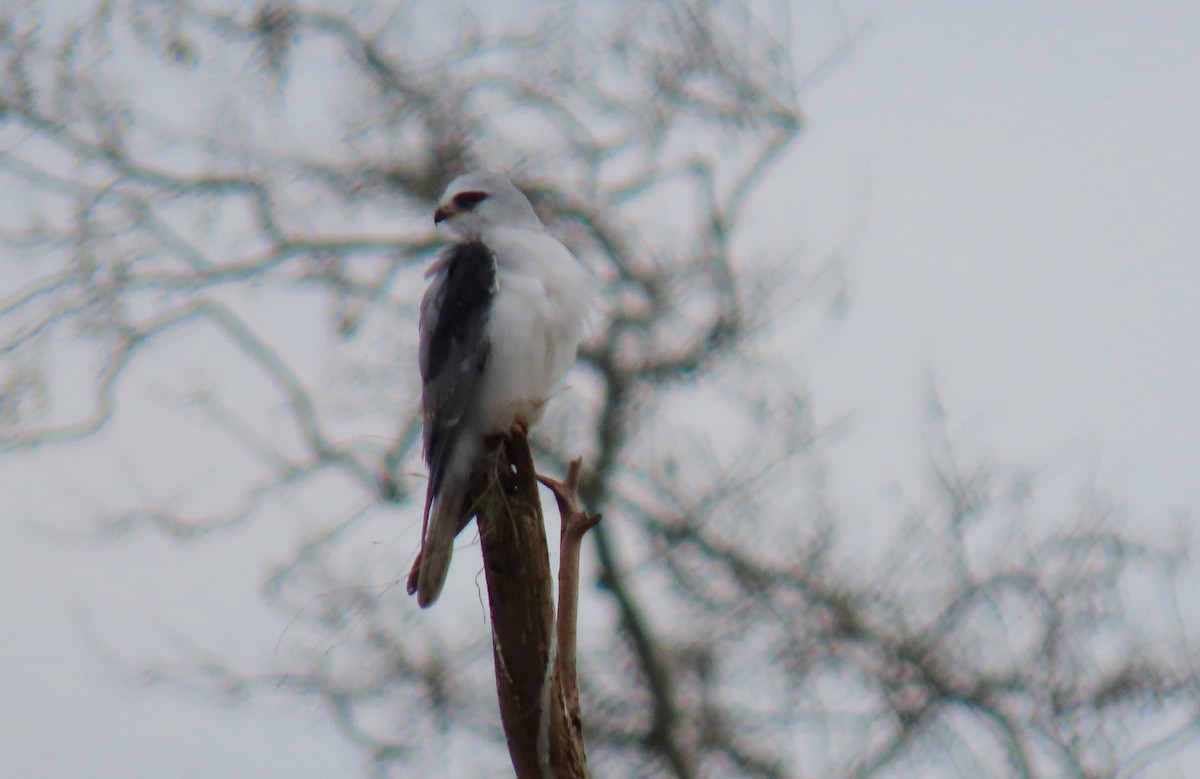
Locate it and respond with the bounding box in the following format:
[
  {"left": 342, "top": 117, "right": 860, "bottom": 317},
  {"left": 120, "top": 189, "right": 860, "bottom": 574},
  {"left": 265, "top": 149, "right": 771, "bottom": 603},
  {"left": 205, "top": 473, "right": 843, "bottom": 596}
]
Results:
[
  {"left": 784, "top": 0, "right": 1200, "bottom": 525},
  {"left": 3, "top": 2, "right": 1199, "bottom": 777}
]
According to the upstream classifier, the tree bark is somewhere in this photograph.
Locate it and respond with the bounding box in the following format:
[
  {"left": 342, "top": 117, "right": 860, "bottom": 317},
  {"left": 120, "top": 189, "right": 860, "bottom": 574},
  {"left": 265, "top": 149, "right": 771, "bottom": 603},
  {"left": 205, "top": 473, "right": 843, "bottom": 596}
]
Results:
[
  {"left": 477, "top": 431, "right": 595, "bottom": 778},
  {"left": 541, "top": 458, "right": 602, "bottom": 777}
]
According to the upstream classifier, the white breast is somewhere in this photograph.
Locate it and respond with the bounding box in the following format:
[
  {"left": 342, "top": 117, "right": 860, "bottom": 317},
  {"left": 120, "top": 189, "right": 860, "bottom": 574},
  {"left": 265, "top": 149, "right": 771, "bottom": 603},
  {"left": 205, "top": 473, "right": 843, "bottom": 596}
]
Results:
[{"left": 472, "top": 227, "right": 592, "bottom": 434}]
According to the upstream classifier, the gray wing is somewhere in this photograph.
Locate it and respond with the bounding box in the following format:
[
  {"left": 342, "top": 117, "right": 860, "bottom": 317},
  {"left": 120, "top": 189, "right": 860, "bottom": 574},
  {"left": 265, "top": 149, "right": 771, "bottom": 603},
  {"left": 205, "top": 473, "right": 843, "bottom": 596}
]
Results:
[{"left": 419, "top": 240, "right": 496, "bottom": 503}]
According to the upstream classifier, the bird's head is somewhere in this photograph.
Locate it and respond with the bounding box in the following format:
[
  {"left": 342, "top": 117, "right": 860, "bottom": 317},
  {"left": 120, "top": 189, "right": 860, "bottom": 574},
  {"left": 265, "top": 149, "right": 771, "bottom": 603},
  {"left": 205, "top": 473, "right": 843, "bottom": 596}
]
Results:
[{"left": 434, "top": 171, "right": 543, "bottom": 239}]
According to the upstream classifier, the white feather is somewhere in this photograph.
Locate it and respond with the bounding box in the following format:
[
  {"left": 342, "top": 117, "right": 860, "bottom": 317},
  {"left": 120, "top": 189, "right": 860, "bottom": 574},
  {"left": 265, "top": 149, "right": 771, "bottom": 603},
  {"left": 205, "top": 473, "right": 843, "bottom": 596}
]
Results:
[{"left": 473, "top": 226, "right": 592, "bottom": 434}]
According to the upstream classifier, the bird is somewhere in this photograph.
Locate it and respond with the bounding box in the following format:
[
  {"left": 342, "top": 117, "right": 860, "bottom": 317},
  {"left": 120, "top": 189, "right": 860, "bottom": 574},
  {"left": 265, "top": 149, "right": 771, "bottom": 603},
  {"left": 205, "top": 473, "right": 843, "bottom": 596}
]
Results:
[{"left": 408, "top": 171, "right": 592, "bottom": 608}]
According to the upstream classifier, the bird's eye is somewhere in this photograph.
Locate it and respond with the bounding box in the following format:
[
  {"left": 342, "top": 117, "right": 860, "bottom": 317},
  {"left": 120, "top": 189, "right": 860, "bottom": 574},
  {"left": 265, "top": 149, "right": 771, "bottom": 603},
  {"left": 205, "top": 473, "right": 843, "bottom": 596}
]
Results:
[{"left": 452, "top": 191, "right": 489, "bottom": 210}]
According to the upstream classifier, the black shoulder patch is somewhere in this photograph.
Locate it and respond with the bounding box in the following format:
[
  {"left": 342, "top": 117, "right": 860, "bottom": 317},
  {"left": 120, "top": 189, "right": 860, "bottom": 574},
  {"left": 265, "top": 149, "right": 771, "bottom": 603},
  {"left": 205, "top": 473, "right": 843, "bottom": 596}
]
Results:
[
  {"left": 421, "top": 240, "right": 497, "bottom": 499},
  {"left": 425, "top": 241, "right": 496, "bottom": 381}
]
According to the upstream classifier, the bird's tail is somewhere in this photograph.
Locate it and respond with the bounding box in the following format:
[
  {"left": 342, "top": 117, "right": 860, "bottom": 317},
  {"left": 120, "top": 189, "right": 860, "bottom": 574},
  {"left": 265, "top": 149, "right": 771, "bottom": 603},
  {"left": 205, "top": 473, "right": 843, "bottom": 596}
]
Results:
[{"left": 415, "top": 484, "right": 468, "bottom": 608}]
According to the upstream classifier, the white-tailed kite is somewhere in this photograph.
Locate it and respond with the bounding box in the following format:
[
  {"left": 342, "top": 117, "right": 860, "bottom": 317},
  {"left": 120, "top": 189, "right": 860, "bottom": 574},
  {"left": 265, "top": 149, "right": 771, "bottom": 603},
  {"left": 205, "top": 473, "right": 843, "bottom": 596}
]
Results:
[{"left": 408, "top": 171, "right": 592, "bottom": 608}]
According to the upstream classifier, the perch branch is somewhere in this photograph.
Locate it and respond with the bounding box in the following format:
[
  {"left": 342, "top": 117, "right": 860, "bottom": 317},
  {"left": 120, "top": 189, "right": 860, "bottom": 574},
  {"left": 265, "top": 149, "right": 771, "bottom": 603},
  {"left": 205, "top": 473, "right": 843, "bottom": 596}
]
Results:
[
  {"left": 540, "top": 459, "right": 602, "bottom": 774},
  {"left": 474, "top": 431, "right": 592, "bottom": 778}
]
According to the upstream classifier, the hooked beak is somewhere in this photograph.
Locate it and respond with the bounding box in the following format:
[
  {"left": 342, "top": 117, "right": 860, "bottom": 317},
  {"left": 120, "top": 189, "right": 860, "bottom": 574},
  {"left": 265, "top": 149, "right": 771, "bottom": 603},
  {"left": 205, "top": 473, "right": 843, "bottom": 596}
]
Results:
[{"left": 433, "top": 204, "right": 455, "bottom": 225}]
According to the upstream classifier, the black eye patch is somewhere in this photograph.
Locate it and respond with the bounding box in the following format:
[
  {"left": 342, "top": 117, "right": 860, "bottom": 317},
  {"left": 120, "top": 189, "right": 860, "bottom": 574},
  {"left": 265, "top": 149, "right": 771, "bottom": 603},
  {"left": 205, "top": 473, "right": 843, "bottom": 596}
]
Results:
[{"left": 452, "top": 191, "right": 489, "bottom": 210}]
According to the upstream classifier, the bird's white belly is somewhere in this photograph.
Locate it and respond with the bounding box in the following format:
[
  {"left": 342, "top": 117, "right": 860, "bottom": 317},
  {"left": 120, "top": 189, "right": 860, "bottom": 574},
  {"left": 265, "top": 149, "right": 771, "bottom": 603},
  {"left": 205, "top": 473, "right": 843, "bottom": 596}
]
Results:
[{"left": 474, "top": 271, "right": 577, "bottom": 434}]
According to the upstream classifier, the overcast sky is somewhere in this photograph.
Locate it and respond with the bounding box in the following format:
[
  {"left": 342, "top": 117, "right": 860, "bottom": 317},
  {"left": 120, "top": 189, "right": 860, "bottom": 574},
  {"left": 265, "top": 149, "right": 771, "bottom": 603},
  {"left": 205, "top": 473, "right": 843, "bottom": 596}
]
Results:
[
  {"left": 789, "top": 0, "right": 1199, "bottom": 529},
  {"left": 3, "top": 1, "right": 1198, "bottom": 777}
]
